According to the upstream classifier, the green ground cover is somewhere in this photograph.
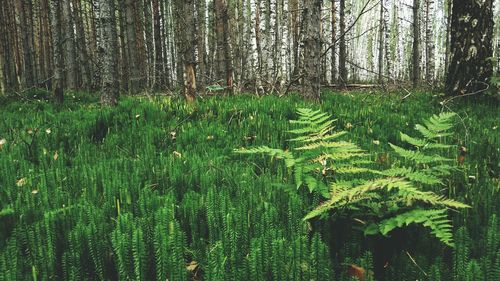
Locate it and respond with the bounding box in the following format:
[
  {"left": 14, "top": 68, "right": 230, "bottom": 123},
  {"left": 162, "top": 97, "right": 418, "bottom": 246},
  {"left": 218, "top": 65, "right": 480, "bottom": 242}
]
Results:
[{"left": 0, "top": 92, "right": 498, "bottom": 280}]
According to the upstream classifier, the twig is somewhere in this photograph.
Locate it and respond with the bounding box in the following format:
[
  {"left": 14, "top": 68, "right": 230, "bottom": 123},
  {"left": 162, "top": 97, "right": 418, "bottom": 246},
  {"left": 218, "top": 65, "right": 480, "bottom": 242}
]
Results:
[{"left": 405, "top": 251, "right": 427, "bottom": 276}]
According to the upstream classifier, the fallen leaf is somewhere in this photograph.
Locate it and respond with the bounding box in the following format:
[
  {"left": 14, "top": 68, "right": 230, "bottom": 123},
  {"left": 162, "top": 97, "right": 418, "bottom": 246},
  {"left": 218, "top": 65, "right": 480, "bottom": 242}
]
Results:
[
  {"left": 135, "top": 114, "right": 141, "bottom": 119},
  {"left": 186, "top": 261, "right": 198, "bottom": 272},
  {"left": 0, "top": 138, "right": 6, "bottom": 149},
  {"left": 372, "top": 140, "right": 380, "bottom": 145},
  {"left": 31, "top": 189, "right": 39, "bottom": 195},
  {"left": 173, "top": 151, "right": 182, "bottom": 158},
  {"left": 53, "top": 151, "right": 59, "bottom": 161},
  {"left": 16, "top": 178, "right": 26, "bottom": 187},
  {"left": 27, "top": 128, "right": 33, "bottom": 135},
  {"left": 170, "top": 131, "right": 177, "bottom": 140},
  {"left": 345, "top": 122, "right": 354, "bottom": 129},
  {"left": 45, "top": 128, "right": 51, "bottom": 134},
  {"left": 346, "top": 264, "right": 369, "bottom": 281}
]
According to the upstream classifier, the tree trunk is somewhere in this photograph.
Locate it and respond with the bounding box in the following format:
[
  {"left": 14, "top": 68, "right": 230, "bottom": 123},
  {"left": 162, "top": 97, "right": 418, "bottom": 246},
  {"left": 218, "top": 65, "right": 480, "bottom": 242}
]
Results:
[
  {"left": 97, "top": 0, "right": 119, "bottom": 106},
  {"left": 445, "top": 0, "right": 494, "bottom": 96},
  {"left": 290, "top": 0, "right": 299, "bottom": 76},
  {"left": 144, "top": 0, "right": 154, "bottom": 89},
  {"left": 174, "top": 0, "right": 197, "bottom": 101},
  {"left": 378, "top": 0, "right": 384, "bottom": 84},
  {"left": 214, "top": 0, "right": 233, "bottom": 90},
  {"left": 331, "top": 0, "right": 337, "bottom": 84},
  {"left": 412, "top": 0, "right": 421, "bottom": 88},
  {"left": 0, "top": 0, "right": 19, "bottom": 93},
  {"left": 73, "top": 0, "right": 91, "bottom": 89},
  {"left": 50, "top": 0, "right": 64, "bottom": 103},
  {"left": 302, "top": 0, "right": 321, "bottom": 99},
  {"left": 444, "top": 0, "right": 452, "bottom": 74},
  {"left": 152, "top": 0, "right": 164, "bottom": 90},
  {"left": 339, "top": 0, "right": 347, "bottom": 87},
  {"left": 195, "top": 0, "right": 207, "bottom": 91},
  {"left": 125, "top": 0, "right": 143, "bottom": 93},
  {"left": 62, "top": 0, "right": 77, "bottom": 90},
  {"left": 425, "top": 0, "right": 435, "bottom": 86},
  {"left": 17, "top": 0, "right": 36, "bottom": 88}
]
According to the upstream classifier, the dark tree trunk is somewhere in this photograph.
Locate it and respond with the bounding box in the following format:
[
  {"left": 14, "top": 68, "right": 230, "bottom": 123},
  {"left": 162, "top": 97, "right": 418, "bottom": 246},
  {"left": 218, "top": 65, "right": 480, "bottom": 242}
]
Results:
[
  {"left": 17, "top": 0, "right": 36, "bottom": 88},
  {"left": 378, "top": 0, "right": 384, "bottom": 84},
  {"left": 97, "top": 0, "right": 119, "bottom": 106},
  {"left": 174, "top": 0, "right": 197, "bottom": 102},
  {"left": 445, "top": 0, "right": 494, "bottom": 96},
  {"left": 214, "top": 0, "right": 233, "bottom": 90},
  {"left": 339, "top": 0, "right": 347, "bottom": 87},
  {"left": 0, "top": 0, "right": 20, "bottom": 93},
  {"left": 302, "top": 0, "right": 321, "bottom": 99},
  {"left": 152, "top": 0, "right": 164, "bottom": 90},
  {"left": 331, "top": 0, "right": 336, "bottom": 84},
  {"left": 50, "top": 0, "right": 64, "bottom": 103},
  {"left": 195, "top": 0, "right": 207, "bottom": 92},
  {"left": 412, "top": 0, "right": 421, "bottom": 88},
  {"left": 62, "top": 0, "right": 77, "bottom": 90}
]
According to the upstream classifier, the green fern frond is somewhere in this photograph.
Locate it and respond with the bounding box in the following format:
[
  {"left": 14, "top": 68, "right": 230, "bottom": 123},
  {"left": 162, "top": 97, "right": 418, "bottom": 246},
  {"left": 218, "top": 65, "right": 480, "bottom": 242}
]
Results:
[
  {"left": 378, "top": 209, "right": 455, "bottom": 246},
  {"left": 389, "top": 143, "right": 452, "bottom": 163}
]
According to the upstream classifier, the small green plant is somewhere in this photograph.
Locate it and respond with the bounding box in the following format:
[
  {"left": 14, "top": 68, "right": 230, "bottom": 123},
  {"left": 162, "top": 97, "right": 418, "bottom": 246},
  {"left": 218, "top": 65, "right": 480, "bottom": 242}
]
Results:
[{"left": 237, "top": 109, "right": 469, "bottom": 246}]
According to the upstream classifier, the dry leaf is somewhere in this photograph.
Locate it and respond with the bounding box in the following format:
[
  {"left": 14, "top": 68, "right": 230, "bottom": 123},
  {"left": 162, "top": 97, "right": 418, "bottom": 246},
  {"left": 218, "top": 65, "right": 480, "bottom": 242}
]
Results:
[
  {"left": 0, "top": 138, "right": 6, "bottom": 149},
  {"left": 346, "top": 123, "right": 354, "bottom": 129},
  {"left": 45, "top": 128, "right": 51, "bottom": 134},
  {"left": 173, "top": 151, "right": 182, "bottom": 158},
  {"left": 207, "top": 135, "right": 214, "bottom": 140},
  {"left": 135, "top": 114, "right": 141, "bottom": 119},
  {"left": 27, "top": 128, "right": 34, "bottom": 135},
  {"left": 372, "top": 140, "right": 380, "bottom": 145},
  {"left": 346, "top": 264, "right": 368, "bottom": 281},
  {"left": 186, "top": 261, "right": 198, "bottom": 272},
  {"left": 170, "top": 131, "right": 177, "bottom": 140},
  {"left": 16, "top": 178, "right": 26, "bottom": 187},
  {"left": 31, "top": 189, "right": 39, "bottom": 195},
  {"left": 53, "top": 151, "right": 59, "bottom": 161}
]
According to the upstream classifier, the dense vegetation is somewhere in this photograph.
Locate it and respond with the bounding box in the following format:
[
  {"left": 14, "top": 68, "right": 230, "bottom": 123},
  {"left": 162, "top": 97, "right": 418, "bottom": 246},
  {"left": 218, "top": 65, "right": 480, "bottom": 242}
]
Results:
[{"left": 0, "top": 91, "right": 498, "bottom": 280}]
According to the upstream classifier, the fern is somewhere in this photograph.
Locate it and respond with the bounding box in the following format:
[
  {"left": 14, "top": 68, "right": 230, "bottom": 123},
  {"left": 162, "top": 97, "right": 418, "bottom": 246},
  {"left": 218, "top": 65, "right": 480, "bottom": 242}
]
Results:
[
  {"left": 238, "top": 108, "right": 468, "bottom": 247},
  {"left": 235, "top": 108, "right": 372, "bottom": 197},
  {"left": 377, "top": 209, "right": 455, "bottom": 246}
]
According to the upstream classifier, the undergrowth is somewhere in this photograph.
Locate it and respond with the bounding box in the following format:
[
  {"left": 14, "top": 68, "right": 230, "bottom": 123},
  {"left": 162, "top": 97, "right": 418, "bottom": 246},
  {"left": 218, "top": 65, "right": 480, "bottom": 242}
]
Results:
[{"left": 0, "top": 92, "right": 498, "bottom": 280}]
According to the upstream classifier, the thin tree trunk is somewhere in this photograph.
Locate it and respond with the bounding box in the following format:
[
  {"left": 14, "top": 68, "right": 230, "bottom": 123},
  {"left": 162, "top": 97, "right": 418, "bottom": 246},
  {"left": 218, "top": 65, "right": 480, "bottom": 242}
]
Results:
[
  {"left": 62, "top": 0, "right": 77, "bottom": 89},
  {"left": 174, "top": 0, "right": 197, "bottom": 101},
  {"left": 378, "top": 0, "right": 384, "bottom": 84},
  {"left": 152, "top": 0, "right": 164, "bottom": 90},
  {"left": 291, "top": 0, "right": 299, "bottom": 75},
  {"left": 302, "top": 0, "right": 321, "bottom": 99},
  {"left": 50, "top": 0, "right": 63, "bottom": 103},
  {"left": 214, "top": 0, "right": 233, "bottom": 90},
  {"left": 97, "top": 0, "right": 119, "bottom": 105},
  {"left": 144, "top": 0, "right": 154, "bottom": 88},
  {"left": 125, "top": 0, "right": 143, "bottom": 93},
  {"left": 17, "top": 0, "right": 36, "bottom": 88},
  {"left": 195, "top": 0, "right": 207, "bottom": 92},
  {"left": 412, "top": 0, "right": 421, "bottom": 88},
  {"left": 444, "top": 0, "right": 452, "bottom": 74},
  {"left": 331, "top": 0, "right": 337, "bottom": 84},
  {"left": 0, "top": 0, "right": 20, "bottom": 93},
  {"left": 339, "top": 0, "right": 347, "bottom": 87},
  {"left": 425, "top": 0, "right": 435, "bottom": 86},
  {"left": 73, "top": 0, "right": 91, "bottom": 89},
  {"left": 118, "top": 0, "right": 130, "bottom": 92}
]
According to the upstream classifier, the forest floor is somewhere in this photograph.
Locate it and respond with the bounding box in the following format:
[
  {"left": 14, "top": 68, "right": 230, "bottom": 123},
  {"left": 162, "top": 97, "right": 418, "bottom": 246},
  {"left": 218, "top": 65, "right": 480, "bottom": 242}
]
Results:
[{"left": 0, "top": 91, "right": 498, "bottom": 280}]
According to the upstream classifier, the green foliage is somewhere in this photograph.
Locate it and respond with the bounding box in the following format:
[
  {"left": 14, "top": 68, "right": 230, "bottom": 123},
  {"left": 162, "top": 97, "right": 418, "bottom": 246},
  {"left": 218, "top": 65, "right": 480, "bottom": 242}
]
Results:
[
  {"left": 236, "top": 108, "right": 369, "bottom": 197},
  {"left": 0, "top": 92, "right": 498, "bottom": 280},
  {"left": 238, "top": 108, "right": 468, "bottom": 246}
]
